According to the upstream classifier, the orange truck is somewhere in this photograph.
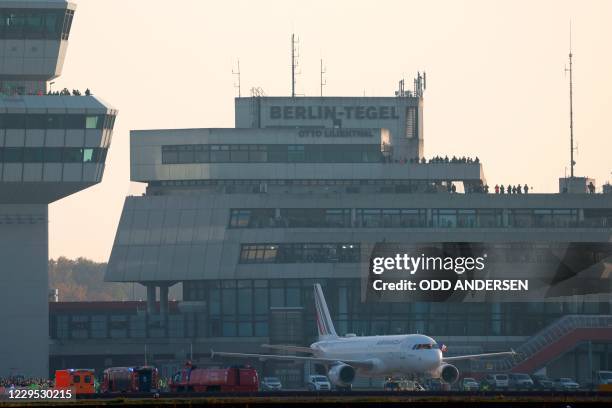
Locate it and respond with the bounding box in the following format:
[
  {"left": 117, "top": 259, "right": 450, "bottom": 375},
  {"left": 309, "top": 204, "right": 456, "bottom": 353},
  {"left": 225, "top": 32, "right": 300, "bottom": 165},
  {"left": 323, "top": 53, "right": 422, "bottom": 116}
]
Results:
[{"left": 54, "top": 369, "right": 96, "bottom": 394}]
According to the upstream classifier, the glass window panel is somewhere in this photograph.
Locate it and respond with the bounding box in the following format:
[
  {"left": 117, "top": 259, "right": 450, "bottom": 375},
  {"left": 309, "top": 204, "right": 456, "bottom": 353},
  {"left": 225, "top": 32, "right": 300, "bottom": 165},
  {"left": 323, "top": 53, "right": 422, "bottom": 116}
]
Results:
[
  {"left": 26, "top": 114, "right": 46, "bottom": 129},
  {"left": 43, "top": 147, "right": 62, "bottom": 162},
  {"left": 85, "top": 116, "right": 98, "bottom": 129},
  {"left": 238, "top": 288, "right": 253, "bottom": 315},
  {"left": 222, "top": 322, "right": 237, "bottom": 337},
  {"left": 270, "top": 287, "right": 284, "bottom": 307},
  {"left": 209, "top": 289, "right": 220, "bottom": 316},
  {"left": 3, "top": 147, "right": 23, "bottom": 162},
  {"left": 46, "top": 114, "right": 65, "bottom": 129},
  {"left": 83, "top": 148, "right": 94, "bottom": 162},
  {"left": 63, "top": 148, "right": 83, "bottom": 162},
  {"left": 23, "top": 147, "right": 43, "bottom": 162},
  {"left": 254, "top": 322, "right": 268, "bottom": 337},
  {"left": 4, "top": 114, "right": 25, "bottom": 128},
  {"left": 210, "top": 145, "right": 230, "bottom": 162},
  {"left": 222, "top": 289, "right": 236, "bottom": 316},
  {"left": 177, "top": 145, "right": 194, "bottom": 164},
  {"left": 238, "top": 322, "right": 252, "bottom": 337},
  {"left": 65, "top": 114, "right": 85, "bottom": 129}
]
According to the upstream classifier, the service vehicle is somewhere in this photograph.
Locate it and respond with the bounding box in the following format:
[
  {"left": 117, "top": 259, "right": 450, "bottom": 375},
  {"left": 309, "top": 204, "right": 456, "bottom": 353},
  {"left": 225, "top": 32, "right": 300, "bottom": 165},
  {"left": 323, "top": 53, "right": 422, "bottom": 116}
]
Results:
[
  {"left": 260, "top": 376, "right": 282, "bottom": 391},
  {"left": 483, "top": 373, "right": 509, "bottom": 390},
  {"left": 460, "top": 377, "right": 480, "bottom": 391},
  {"left": 170, "top": 364, "right": 259, "bottom": 392},
  {"left": 306, "top": 375, "right": 331, "bottom": 391},
  {"left": 508, "top": 373, "right": 534, "bottom": 390},
  {"left": 54, "top": 369, "right": 95, "bottom": 395},
  {"left": 553, "top": 377, "right": 580, "bottom": 391},
  {"left": 383, "top": 379, "right": 425, "bottom": 391},
  {"left": 100, "top": 366, "right": 159, "bottom": 393},
  {"left": 532, "top": 374, "right": 554, "bottom": 390},
  {"left": 595, "top": 370, "right": 612, "bottom": 391}
]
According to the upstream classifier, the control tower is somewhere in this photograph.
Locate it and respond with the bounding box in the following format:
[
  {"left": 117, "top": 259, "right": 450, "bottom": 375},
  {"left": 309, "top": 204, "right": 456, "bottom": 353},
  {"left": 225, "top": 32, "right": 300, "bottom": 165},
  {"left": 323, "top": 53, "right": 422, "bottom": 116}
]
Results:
[{"left": 0, "top": 0, "right": 117, "bottom": 377}]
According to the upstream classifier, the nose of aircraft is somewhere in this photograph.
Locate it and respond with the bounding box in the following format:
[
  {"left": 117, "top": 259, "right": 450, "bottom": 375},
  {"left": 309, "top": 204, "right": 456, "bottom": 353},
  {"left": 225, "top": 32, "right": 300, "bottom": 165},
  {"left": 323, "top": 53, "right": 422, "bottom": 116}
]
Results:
[{"left": 427, "top": 349, "right": 443, "bottom": 370}]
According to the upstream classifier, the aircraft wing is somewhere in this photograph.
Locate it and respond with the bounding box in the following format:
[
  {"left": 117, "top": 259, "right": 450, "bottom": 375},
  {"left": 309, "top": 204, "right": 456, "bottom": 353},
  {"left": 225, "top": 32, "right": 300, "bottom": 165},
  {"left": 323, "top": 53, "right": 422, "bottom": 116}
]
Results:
[
  {"left": 443, "top": 350, "right": 517, "bottom": 362},
  {"left": 211, "top": 349, "right": 374, "bottom": 369},
  {"left": 260, "top": 344, "right": 315, "bottom": 354}
]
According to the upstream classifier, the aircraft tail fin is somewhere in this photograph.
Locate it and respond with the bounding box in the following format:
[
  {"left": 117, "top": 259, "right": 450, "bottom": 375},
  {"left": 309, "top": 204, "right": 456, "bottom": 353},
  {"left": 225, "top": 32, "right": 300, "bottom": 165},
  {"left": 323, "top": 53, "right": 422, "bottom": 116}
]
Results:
[{"left": 314, "top": 284, "right": 338, "bottom": 339}]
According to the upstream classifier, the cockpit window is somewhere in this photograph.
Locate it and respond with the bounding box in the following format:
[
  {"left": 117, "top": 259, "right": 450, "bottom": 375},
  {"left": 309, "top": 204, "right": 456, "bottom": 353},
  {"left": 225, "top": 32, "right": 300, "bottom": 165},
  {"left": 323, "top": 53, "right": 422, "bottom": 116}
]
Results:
[{"left": 413, "top": 343, "right": 439, "bottom": 350}]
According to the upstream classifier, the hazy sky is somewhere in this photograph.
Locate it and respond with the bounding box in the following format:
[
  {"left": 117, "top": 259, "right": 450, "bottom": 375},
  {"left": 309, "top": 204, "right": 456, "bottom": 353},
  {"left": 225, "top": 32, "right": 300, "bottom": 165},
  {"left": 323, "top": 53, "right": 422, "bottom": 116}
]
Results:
[{"left": 49, "top": 0, "right": 612, "bottom": 262}]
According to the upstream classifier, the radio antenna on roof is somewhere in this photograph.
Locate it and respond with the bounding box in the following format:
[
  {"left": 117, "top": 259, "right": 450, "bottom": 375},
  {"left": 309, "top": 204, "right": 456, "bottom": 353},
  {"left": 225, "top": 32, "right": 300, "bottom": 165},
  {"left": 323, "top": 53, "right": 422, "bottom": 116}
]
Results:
[
  {"left": 320, "top": 59, "right": 327, "bottom": 97},
  {"left": 291, "top": 33, "right": 300, "bottom": 97},
  {"left": 564, "top": 21, "right": 576, "bottom": 178},
  {"left": 232, "top": 59, "right": 241, "bottom": 98}
]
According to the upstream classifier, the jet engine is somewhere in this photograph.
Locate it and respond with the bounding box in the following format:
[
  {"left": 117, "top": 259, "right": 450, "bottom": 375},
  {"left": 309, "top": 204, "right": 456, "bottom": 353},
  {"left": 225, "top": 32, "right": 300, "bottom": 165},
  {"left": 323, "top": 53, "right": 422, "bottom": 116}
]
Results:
[
  {"left": 438, "top": 363, "right": 459, "bottom": 384},
  {"left": 327, "top": 363, "right": 356, "bottom": 387}
]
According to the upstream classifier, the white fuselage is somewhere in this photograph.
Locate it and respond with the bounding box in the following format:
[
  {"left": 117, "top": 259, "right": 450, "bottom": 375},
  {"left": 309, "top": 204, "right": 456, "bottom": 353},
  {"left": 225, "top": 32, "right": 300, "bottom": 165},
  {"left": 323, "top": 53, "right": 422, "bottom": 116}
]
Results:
[{"left": 310, "top": 334, "right": 442, "bottom": 377}]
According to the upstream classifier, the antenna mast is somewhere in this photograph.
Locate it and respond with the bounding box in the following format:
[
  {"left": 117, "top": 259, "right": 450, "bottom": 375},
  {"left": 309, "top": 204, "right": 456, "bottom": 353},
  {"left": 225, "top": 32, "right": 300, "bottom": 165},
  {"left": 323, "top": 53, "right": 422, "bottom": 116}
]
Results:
[
  {"left": 291, "top": 34, "right": 299, "bottom": 97},
  {"left": 232, "top": 59, "right": 241, "bottom": 97},
  {"left": 320, "top": 59, "right": 326, "bottom": 97},
  {"left": 566, "top": 23, "right": 576, "bottom": 177}
]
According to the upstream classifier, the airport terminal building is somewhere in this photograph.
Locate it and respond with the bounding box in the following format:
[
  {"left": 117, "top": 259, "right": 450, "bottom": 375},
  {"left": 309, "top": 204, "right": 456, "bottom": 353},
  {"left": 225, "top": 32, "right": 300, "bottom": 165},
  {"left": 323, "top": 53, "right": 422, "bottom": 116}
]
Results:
[{"left": 47, "top": 83, "right": 612, "bottom": 385}]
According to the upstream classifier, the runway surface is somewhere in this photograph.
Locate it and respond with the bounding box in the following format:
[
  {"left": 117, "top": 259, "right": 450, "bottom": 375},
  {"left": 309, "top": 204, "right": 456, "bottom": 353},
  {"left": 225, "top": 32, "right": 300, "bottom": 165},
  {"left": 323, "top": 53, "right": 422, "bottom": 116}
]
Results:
[{"left": 2, "top": 390, "right": 612, "bottom": 407}]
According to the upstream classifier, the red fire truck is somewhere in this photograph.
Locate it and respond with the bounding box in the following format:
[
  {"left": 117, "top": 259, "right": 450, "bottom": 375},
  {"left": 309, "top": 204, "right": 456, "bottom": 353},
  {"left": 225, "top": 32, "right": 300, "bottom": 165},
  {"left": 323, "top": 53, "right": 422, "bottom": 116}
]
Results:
[
  {"left": 170, "top": 363, "right": 259, "bottom": 392},
  {"left": 100, "top": 366, "right": 159, "bottom": 393}
]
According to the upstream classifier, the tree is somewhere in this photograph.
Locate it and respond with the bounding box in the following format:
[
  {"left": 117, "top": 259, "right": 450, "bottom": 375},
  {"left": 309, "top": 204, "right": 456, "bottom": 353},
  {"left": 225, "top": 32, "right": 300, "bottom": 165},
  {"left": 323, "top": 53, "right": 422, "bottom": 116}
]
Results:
[{"left": 49, "top": 257, "right": 131, "bottom": 301}]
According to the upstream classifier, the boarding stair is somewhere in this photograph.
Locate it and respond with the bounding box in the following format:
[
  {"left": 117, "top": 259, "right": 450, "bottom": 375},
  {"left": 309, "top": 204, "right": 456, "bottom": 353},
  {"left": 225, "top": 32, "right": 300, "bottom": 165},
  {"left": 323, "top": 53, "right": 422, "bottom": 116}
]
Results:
[{"left": 470, "top": 315, "right": 612, "bottom": 373}]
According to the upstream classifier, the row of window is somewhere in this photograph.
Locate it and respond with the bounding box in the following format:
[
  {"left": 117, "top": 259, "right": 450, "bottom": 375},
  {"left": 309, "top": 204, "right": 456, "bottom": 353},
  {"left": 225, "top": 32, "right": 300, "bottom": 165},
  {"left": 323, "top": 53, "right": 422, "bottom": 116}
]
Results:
[
  {"left": 0, "top": 114, "right": 116, "bottom": 130},
  {"left": 229, "top": 208, "right": 592, "bottom": 229},
  {"left": 0, "top": 8, "right": 73, "bottom": 40},
  {"left": 161, "top": 144, "right": 383, "bottom": 164},
  {"left": 0, "top": 147, "right": 107, "bottom": 163},
  {"left": 49, "top": 279, "right": 611, "bottom": 340},
  {"left": 239, "top": 243, "right": 360, "bottom": 264}
]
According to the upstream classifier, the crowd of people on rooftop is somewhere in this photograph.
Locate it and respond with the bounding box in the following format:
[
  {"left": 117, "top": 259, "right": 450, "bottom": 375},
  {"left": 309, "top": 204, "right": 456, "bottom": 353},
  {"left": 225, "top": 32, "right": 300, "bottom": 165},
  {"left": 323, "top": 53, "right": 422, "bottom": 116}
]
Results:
[
  {"left": 494, "top": 184, "right": 530, "bottom": 194},
  {"left": 0, "top": 88, "right": 92, "bottom": 97},
  {"left": 382, "top": 155, "right": 480, "bottom": 164},
  {"left": 46, "top": 88, "right": 92, "bottom": 96}
]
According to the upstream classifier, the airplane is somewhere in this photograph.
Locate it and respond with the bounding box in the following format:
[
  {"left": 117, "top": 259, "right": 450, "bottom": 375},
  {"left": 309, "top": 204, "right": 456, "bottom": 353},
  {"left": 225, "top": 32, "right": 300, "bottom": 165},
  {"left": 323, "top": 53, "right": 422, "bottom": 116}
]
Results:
[{"left": 211, "top": 284, "right": 516, "bottom": 389}]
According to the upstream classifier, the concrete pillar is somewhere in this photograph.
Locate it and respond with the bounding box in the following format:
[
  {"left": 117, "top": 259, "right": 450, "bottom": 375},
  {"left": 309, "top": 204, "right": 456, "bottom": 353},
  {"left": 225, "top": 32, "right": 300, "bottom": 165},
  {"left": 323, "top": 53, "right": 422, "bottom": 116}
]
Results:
[
  {"left": 146, "top": 284, "right": 156, "bottom": 315},
  {"left": 160, "top": 285, "right": 169, "bottom": 321}
]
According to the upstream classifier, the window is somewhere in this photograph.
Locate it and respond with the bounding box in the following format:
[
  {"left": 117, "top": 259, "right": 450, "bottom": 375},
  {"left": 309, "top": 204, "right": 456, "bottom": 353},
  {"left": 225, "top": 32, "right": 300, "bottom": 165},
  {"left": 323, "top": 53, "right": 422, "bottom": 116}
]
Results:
[
  {"left": 4, "top": 114, "right": 25, "bottom": 128},
  {"left": 229, "top": 209, "right": 251, "bottom": 228},
  {"left": 65, "top": 114, "right": 85, "bottom": 129},
  {"left": 43, "top": 147, "right": 62, "bottom": 162},
  {"left": 159, "top": 143, "right": 382, "bottom": 164},
  {"left": 85, "top": 116, "right": 99, "bottom": 129},
  {"left": 230, "top": 145, "right": 249, "bottom": 162},
  {"left": 249, "top": 145, "right": 267, "bottom": 162},
  {"left": 194, "top": 145, "right": 210, "bottom": 163},
  {"left": 46, "top": 114, "right": 65, "bottom": 129},
  {"left": 0, "top": 9, "right": 66, "bottom": 40},
  {"left": 177, "top": 145, "right": 195, "bottom": 164},
  {"left": 62, "top": 148, "right": 83, "bottom": 162},
  {"left": 287, "top": 145, "right": 305, "bottom": 162},
  {"left": 239, "top": 243, "right": 360, "bottom": 264},
  {"left": 3, "top": 147, "right": 23, "bottom": 162},
  {"left": 26, "top": 114, "right": 47, "bottom": 129},
  {"left": 83, "top": 148, "right": 94, "bottom": 162},
  {"left": 23, "top": 147, "right": 43, "bottom": 162},
  {"left": 162, "top": 146, "right": 178, "bottom": 164},
  {"left": 210, "top": 145, "right": 230, "bottom": 162}
]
